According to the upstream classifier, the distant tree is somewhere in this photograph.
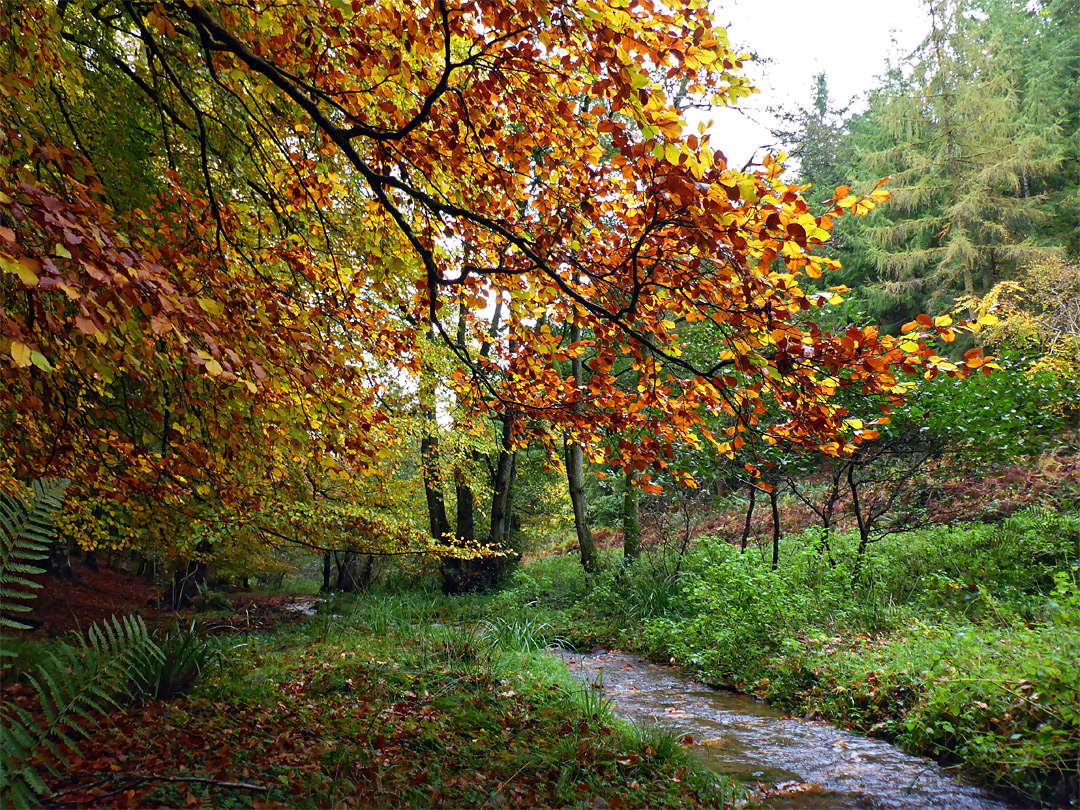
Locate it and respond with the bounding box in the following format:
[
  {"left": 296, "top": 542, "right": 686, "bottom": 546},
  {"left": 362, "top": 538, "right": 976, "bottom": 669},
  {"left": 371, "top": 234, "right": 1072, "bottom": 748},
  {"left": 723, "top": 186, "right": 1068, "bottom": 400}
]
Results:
[{"left": 860, "top": 0, "right": 1066, "bottom": 313}]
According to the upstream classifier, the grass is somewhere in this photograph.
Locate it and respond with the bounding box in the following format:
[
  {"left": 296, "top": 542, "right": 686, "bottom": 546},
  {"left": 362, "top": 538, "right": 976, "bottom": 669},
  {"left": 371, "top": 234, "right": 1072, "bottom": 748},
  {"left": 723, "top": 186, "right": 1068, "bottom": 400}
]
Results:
[
  {"left": 492, "top": 507, "right": 1080, "bottom": 805},
  {"left": 27, "top": 593, "right": 742, "bottom": 809}
]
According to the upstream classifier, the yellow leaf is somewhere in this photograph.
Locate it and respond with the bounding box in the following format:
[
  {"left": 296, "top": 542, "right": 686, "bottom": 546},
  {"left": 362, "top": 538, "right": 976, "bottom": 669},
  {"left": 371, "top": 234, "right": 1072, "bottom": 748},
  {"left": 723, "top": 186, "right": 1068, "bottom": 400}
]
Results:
[
  {"left": 205, "top": 358, "right": 223, "bottom": 376},
  {"left": 934, "top": 314, "right": 953, "bottom": 328},
  {"left": 198, "top": 298, "right": 225, "bottom": 317},
  {"left": 1, "top": 254, "right": 39, "bottom": 287},
  {"left": 10, "top": 341, "right": 32, "bottom": 367}
]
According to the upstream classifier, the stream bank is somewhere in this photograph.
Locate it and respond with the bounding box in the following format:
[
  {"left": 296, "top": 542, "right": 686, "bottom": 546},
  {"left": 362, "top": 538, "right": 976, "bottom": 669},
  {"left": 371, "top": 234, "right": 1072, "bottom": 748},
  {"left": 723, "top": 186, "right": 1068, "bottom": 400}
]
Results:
[{"left": 560, "top": 649, "right": 1021, "bottom": 810}]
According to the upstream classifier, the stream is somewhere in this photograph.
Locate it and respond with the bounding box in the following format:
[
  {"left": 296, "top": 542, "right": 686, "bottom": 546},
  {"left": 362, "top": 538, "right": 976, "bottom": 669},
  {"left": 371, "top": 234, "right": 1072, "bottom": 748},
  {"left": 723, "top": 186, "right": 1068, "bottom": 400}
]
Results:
[{"left": 559, "top": 649, "right": 1020, "bottom": 810}]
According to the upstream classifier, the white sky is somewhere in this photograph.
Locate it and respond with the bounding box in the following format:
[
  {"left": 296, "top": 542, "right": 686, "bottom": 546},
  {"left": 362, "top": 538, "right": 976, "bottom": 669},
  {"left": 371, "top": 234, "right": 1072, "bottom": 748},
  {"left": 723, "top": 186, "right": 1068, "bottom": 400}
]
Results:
[{"left": 704, "top": 0, "right": 933, "bottom": 170}]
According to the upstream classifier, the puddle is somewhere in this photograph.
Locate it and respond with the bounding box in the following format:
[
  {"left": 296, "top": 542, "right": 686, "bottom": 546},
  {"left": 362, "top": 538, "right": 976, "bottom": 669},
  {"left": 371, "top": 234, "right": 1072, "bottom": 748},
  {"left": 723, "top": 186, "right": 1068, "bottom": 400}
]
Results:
[{"left": 559, "top": 649, "right": 1019, "bottom": 810}]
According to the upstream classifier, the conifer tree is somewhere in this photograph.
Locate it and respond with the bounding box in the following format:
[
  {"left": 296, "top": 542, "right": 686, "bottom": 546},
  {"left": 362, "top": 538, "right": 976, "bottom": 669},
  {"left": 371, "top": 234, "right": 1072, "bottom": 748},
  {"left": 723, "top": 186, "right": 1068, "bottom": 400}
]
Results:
[{"left": 861, "top": 0, "right": 1065, "bottom": 313}]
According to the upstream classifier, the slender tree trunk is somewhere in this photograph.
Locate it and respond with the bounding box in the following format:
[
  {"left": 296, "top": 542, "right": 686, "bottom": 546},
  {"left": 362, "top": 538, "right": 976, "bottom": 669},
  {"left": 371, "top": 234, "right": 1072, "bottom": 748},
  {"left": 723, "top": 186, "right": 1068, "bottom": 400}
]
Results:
[
  {"left": 740, "top": 485, "right": 756, "bottom": 552},
  {"left": 769, "top": 487, "right": 781, "bottom": 570},
  {"left": 455, "top": 464, "right": 476, "bottom": 544},
  {"left": 45, "top": 541, "right": 75, "bottom": 579},
  {"left": 567, "top": 437, "right": 597, "bottom": 572},
  {"left": 453, "top": 305, "right": 477, "bottom": 546},
  {"left": 848, "top": 463, "right": 871, "bottom": 583},
  {"left": 503, "top": 451, "right": 518, "bottom": 546},
  {"left": 334, "top": 551, "right": 355, "bottom": 592},
  {"left": 422, "top": 433, "right": 450, "bottom": 541},
  {"left": 164, "top": 541, "right": 210, "bottom": 609},
  {"left": 420, "top": 350, "right": 450, "bottom": 543},
  {"left": 566, "top": 316, "right": 597, "bottom": 573},
  {"left": 321, "top": 551, "right": 332, "bottom": 593},
  {"left": 622, "top": 467, "right": 641, "bottom": 564},
  {"left": 490, "top": 412, "right": 516, "bottom": 548}
]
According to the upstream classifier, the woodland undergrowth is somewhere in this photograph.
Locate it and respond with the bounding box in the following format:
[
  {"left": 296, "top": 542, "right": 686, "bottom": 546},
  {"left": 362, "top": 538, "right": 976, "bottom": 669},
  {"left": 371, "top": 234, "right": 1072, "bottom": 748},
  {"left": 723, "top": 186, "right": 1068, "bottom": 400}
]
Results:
[
  {"left": 4, "top": 593, "right": 741, "bottom": 809},
  {"left": 495, "top": 507, "right": 1080, "bottom": 806}
]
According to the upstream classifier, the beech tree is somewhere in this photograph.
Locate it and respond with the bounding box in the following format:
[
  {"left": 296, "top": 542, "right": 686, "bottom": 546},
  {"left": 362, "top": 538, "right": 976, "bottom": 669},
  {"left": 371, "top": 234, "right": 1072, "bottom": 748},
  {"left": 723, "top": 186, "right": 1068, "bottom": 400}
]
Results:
[{"left": 1, "top": 1, "right": 991, "bottom": 568}]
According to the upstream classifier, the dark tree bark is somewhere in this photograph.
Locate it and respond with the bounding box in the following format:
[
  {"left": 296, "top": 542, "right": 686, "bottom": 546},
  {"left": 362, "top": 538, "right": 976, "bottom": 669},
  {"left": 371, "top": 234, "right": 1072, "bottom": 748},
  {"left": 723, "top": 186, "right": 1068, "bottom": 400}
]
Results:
[
  {"left": 740, "top": 485, "right": 756, "bottom": 552},
  {"left": 454, "top": 464, "right": 476, "bottom": 544},
  {"left": 566, "top": 316, "right": 597, "bottom": 573},
  {"left": 44, "top": 541, "right": 75, "bottom": 579},
  {"left": 421, "top": 431, "right": 450, "bottom": 542},
  {"left": 321, "top": 550, "right": 332, "bottom": 593},
  {"left": 622, "top": 467, "right": 641, "bottom": 564},
  {"left": 503, "top": 451, "right": 518, "bottom": 546},
  {"left": 769, "top": 486, "right": 781, "bottom": 570},
  {"left": 163, "top": 542, "right": 210, "bottom": 609},
  {"left": 334, "top": 551, "right": 374, "bottom": 593},
  {"left": 490, "top": 411, "right": 516, "bottom": 548}
]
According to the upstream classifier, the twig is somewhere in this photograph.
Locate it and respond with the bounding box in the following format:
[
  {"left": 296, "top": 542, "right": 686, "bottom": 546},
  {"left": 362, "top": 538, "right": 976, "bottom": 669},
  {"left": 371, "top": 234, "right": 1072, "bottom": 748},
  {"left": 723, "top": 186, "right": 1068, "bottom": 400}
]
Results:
[
  {"left": 133, "top": 775, "right": 269, "bottom": 791},
  {"left": 58, "top": 772, "right": 271, "bottom": 803},
  {"left": 481, "top": 762, "right": 532, "bottom": 808}
]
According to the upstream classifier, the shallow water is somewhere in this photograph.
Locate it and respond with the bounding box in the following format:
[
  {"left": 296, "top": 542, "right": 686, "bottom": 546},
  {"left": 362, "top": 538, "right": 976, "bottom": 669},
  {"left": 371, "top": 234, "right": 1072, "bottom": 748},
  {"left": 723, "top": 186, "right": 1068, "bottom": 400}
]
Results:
[{"left": 559, "top": 649, "right": 1020, "bottom": 810}]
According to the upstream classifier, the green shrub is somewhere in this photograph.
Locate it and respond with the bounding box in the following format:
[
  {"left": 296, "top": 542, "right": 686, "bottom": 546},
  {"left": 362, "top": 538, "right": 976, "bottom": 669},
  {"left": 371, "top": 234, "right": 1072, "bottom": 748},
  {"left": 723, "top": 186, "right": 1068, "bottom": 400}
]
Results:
[{"left": 133, "top": 621, "right": 223, "bottom": 701}]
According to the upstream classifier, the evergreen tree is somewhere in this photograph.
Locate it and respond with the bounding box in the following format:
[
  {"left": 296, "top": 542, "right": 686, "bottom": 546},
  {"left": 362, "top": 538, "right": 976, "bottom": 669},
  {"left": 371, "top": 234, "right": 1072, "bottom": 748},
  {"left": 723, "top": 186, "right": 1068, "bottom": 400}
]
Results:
[{"left": 860, "top": 0, "right": 1066, "bottom": 314}]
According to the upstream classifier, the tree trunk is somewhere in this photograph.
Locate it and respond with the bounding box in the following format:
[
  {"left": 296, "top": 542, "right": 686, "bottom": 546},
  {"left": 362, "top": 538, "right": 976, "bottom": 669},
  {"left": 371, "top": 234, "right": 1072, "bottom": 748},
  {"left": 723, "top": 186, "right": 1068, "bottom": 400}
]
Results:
[
  {"left": 503, "top": 451, "right": 518, "bottom": 547},
  {"left": 45, "top": 541, "right": 75, "bottom": 579},
  {"left": 622, "top": 467, "right": 641, "bottom": 564},
  {"left": 769, "top": 487, "right": 781, "bottom": 571},
  {"left": 848, "top": 463, "right": 871, "bottom": 583},
  {"left": 82, "top": 548, "right": 99, "bottom": 571},
  {"left": 335, "top": 551, "right": 374, "bottom": 593},
  {"left": 488, "top": 413, "right": 516, "bottom": 547},
  {"left": 740, "top": 485, "right": 756, "bottom": 552},
  {"left": 454, "top": 463, "right": 476, "bottom": 545},
  {"left": 566, "top": 316, "right": 597, "bottom": 573},
  {"left": 321, "top": 551, "right": 332, "bottom": 593},
  {"left": 453, "top": 306, "right": 477, "bottom": 547},
  {"left": 443, "top": 413, "right": 516, "bottom": 595},
  {"left": 421, "top": 432, "right": 450, "bottom": 543},
  {"left": 163, "top": 542, "right": 210, "bottom": 609}
]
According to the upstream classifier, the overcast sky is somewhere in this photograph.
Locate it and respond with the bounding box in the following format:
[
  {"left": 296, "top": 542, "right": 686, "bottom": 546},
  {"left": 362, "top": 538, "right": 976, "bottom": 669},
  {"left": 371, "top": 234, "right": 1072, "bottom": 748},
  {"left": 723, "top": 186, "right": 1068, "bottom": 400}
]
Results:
[{"left": 704, "top": 0, "right": 933, "bottom": 169}]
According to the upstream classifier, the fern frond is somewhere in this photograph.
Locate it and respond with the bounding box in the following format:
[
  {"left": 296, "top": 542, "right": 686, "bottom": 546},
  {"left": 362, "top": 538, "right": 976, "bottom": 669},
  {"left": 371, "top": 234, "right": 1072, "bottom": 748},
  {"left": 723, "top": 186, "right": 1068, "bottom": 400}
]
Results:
[
  {"left": 0, "top": 613, "right": 164, "bottom": 809},
  {"left": 0, "top": 478, "right": 69, "bottom": 633}
]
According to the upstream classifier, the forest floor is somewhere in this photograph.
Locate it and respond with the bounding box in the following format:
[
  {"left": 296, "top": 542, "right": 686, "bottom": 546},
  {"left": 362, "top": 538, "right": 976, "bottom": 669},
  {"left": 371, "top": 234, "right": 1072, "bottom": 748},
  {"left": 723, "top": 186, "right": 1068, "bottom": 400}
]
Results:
[{"left": 3, "top": 575, "right": 745, "bottom": 809}]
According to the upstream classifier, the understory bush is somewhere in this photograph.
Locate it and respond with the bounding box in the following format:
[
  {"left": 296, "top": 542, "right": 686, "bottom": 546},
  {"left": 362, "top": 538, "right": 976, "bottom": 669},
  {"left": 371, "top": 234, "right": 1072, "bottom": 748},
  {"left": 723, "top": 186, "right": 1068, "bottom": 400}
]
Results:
[{"left": 503, "top": 507, "right": 1080, "bottom": 803}]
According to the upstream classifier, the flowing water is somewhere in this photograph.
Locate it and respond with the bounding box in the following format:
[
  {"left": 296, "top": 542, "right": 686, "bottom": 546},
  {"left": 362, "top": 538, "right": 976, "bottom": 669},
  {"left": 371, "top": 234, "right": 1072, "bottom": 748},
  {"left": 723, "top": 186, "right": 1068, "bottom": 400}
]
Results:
[{"left": 559, "top": 649, "right": 1021, "bottom": 810}]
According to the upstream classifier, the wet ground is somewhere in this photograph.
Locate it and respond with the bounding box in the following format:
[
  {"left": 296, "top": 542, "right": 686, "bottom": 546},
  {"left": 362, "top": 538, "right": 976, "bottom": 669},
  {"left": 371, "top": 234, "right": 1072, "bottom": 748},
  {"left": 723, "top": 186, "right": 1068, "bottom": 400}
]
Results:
[{"left": 560, "top": 649, "right": 1020, "bottom": 810}]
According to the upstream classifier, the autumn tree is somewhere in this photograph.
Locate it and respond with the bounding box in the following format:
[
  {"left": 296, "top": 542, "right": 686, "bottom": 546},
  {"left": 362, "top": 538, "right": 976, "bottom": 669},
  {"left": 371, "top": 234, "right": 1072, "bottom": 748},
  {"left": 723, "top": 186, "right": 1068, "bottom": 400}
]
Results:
[
  {"left": 1, "top": 1, "right": 991, "bottom": 577},
  {"left": 979, "top": 257, "right": 1080, "bottom": 420}
]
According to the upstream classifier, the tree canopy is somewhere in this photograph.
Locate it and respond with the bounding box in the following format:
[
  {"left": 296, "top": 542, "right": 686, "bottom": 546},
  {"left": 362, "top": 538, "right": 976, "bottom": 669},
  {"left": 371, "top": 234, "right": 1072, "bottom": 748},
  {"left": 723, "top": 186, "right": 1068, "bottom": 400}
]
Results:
[{"left": 1, "top": 1, "right": 990, "bottom": 559}]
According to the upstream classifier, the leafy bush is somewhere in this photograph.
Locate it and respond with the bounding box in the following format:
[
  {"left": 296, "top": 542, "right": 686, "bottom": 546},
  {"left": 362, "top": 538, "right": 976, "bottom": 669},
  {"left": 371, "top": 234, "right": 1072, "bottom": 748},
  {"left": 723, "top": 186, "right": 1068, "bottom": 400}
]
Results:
[
  {"left": 655, "top": 539, "right": 824, "bottom": 684},
  {"left": 132, "top": 620, "right": 223, "bottom": 701}
]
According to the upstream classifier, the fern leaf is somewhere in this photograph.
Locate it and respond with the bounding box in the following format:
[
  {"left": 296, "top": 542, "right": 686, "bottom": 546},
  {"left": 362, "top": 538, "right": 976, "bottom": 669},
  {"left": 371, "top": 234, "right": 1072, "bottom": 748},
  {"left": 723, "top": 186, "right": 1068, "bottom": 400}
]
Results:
[
  {"left": 1, "top": 612, "right": 165, "bottom": 808},
  {"left": 0, "top": 478, "right": 69, "bottom": 631}
]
